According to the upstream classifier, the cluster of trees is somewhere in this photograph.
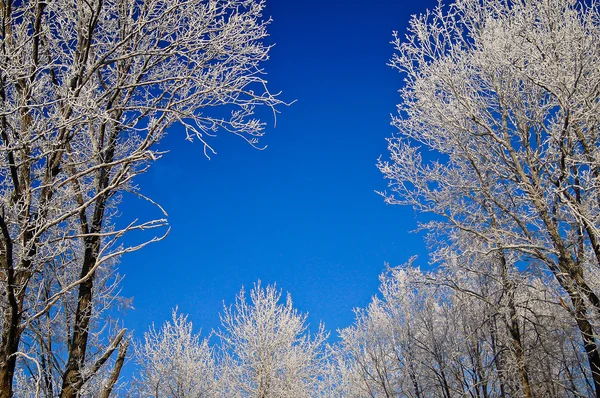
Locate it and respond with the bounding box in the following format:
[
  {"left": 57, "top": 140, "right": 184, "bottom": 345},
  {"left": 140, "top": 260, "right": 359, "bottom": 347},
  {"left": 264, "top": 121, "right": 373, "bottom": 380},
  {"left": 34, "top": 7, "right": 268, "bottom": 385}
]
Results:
[
  {"left": 2, "top": 0, "right": 600, "bottom": 396},
  {"left": 131, "top": 283, "right": 328, "bottom": 398},
  {"left": 118, "top": 256, "right": 593, "bottom": 397},
  {"left": 337, "top": 256, "right": 593, "bottom": 397}
]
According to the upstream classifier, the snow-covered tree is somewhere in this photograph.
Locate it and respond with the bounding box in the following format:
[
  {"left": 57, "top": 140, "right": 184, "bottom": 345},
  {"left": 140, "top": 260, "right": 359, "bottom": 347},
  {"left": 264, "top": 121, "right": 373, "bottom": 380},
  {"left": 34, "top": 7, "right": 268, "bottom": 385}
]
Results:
[
  {"left": 378, "top": 0, "right": 600, "bottom": 393},
  {"left": 133, "top": 310, "right": 216, "bottom": 398},
  {"left": 0, "top": 0, "right": 281, "bottom": 396},
  {"left": 339, "top": 258, "right": 592, "bottom": 397},
  {"left": 133, "top": 283, "right": 328, "bottom": 398},
  {"left": 217, "top": 282, "right": 328, "bottom": 398}
]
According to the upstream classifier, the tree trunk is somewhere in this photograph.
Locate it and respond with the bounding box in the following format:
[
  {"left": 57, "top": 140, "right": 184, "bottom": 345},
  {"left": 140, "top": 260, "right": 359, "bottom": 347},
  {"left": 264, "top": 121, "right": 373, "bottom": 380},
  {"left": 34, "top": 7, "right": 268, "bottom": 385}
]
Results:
[
  {"left": 0, "top": 315, "right": 19, "bottom": 398},
  {"left": 60, "top": 235, "right": 101, "bottom": 398},
  {"left": 508, "top": 313, "right": 532, "bottom": 398},
  {"left": 489, "top": 318, "right": 507, "bottom": 398},
  {"left": 569, "top": 289, "right": 600, "bottom": 398}
]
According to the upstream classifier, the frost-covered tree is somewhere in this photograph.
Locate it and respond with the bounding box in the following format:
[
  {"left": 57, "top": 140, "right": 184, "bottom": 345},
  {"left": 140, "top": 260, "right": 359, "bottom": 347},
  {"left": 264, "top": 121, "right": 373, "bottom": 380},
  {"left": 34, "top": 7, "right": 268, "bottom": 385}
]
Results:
[
  {"left": 217, "top": 282, "right": 328, "bottom": 398},
  {"left": 0, "top": 0, "right": 281, "bottom": 396},
  {"left": 13, "top": 253, "right": 131, "bottom": 398},
  {"left": 133, "top": 283, "right": 328, "bottom": 398},
  {"left": 133, "top": 310, "right": 216, "bottom": 398},
  {"left": 378, "top": 0, "right": 600, "bottom": 393},
  {"left": 339, "top": 259, "right": 592, "bottom": 397}
]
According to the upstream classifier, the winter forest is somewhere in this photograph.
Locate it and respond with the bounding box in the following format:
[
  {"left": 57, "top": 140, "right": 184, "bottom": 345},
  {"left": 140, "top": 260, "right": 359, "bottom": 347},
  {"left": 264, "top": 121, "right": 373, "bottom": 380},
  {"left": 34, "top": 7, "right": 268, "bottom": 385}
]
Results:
[{"left": 1, "top": 0, "right": 600, "bottom": 396}]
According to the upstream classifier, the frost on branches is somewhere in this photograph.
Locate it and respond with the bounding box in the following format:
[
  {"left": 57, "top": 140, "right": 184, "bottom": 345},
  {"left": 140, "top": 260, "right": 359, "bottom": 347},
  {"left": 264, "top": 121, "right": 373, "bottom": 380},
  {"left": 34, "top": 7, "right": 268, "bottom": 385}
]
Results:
[
  {"left": 217, "top": 283, "right": 328, "bottom": 398},
  {"left": 133, "top": 283, "right": 328, "bottom": 398},
  {"left": 133, "top": 310, "right": 217, "bottom": 397},
  {"left": 337, "top": 257, "right": 593, "bottom": 397},
  {"left": 129, "top": 263, "right": 598, "bottom": 397},
  {"left": 378, "top": 0, "right": 600, "bottom": 395},
  {"left": 0, "top": 0, "right": 281, "bottom": 396}
]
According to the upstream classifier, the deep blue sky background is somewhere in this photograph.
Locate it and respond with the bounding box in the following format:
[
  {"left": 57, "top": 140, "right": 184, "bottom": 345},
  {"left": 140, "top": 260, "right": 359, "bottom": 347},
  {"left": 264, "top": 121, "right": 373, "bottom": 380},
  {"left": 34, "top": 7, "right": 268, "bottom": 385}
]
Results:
[{"left": 119, "top": 0, "right": 438, "bottom": 342}]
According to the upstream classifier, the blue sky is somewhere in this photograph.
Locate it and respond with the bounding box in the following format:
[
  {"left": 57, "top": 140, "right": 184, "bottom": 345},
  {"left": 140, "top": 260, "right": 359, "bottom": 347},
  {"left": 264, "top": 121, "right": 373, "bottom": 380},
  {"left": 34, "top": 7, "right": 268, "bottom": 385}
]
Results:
[{"left": 119, "top": 0, "right": 438, "bottom": 340}]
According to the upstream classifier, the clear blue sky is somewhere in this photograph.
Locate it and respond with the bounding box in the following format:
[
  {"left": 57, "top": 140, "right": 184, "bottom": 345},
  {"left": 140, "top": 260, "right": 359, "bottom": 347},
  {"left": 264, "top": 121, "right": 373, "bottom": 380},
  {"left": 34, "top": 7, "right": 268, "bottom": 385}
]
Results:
[{"left": 119, "top": 0, "right": 438, "bottom": 341}]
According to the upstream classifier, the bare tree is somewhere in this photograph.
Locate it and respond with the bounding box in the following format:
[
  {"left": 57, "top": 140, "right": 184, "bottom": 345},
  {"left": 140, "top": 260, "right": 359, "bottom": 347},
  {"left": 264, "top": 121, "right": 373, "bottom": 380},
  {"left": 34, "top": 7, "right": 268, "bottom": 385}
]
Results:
[
  {"left": 378, "top": 0, "right": 600, "bottom": 394},
  {"left": 0, "top": 0, "right": 281, "bottom": 396}
]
